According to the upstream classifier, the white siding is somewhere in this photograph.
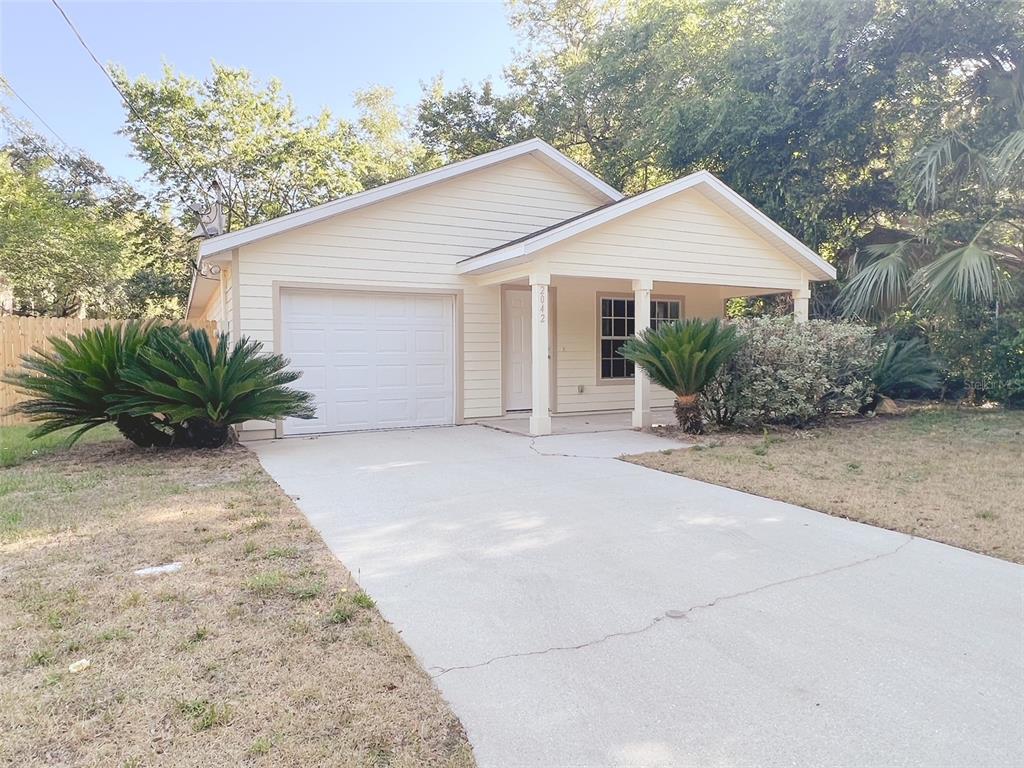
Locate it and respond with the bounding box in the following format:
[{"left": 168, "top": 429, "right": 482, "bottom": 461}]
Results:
[
  {"left": 551, "top": 279, "right": 730, "bottom": 413},
  {"left": 196, "top": 276, "right": 226, "bottom": 328},
  {"left": 222, "top": 267, "right": 233, "bottom": 342},
  {"left": 536, "top": 187, "right": 806, "bottom": 290},
  {"left": 236, "top": 154, "right": 606, "bottom": 420}
]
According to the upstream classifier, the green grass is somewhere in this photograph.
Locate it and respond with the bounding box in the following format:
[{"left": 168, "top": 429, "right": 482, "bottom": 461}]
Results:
[
  {"left": 0, "top": 424, "right": 121, "bottom": 468},
  {"left": 352, "top": 592, "right": 375, "bottom": 609},
  {"left": 175, "top": 698, "right": 233, "bottom": 731},
  {"left": 243, "top": 571, "right": 286, "bottom": 597}
]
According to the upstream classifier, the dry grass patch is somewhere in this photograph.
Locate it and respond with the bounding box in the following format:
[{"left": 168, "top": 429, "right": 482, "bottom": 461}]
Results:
[
  {"left": 0, "top": 436, "right": 474, "bottom": 768},
  {"left": 627, "top": 405, "right": 1024, "bottom": 563}
]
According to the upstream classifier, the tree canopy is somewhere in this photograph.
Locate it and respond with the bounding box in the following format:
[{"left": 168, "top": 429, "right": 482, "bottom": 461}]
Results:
[
  {"left": 417, "top": 0, "right": 1024, "bottom": 312},
  {"left": 2, "top": 1, "right": 1021, "bottom": 319},
  {"left": 0, "top": 128, "right": 189, "bottom": 317},
  {"left": 112, "top": 64, "right": 425, "bottom": 232}
]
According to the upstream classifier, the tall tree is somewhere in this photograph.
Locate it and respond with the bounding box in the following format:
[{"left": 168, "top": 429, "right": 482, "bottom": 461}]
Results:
[
  {"left": 840, "top": 59, "right": 1023, "bottom": 315},
  {"left": 416, "top": 0, "right": 1024, "bottom": 270},
  {"left": 0, "top": 123, "right": 192, "bottom": 318},
  {"left": 0, "top": 148, "right": 122, "bottom": 316},
  {"left": 113, "top": 64, "right": 424, "bottom": 232}
]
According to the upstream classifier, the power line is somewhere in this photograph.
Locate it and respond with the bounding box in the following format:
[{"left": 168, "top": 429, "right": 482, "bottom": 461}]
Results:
[
  {"left": 0, "top": 75, "right": 76, "bottom": 152},
  {"left": 48, "top": 0, "right": 213, "bottom": 215},
  {"left": 0, "top": 112, "right": 65, "bottom": 167},
  {"left": 1, "top": 93, "right": 143, "bottom": 207}
]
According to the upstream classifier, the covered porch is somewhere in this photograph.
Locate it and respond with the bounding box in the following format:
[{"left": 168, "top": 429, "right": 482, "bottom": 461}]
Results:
[
  {"left": 467, "top": 272, "right": 811, "bottom": 436},
  {"left": 456, "top": 170, "right": 834, "bottom": 436}
]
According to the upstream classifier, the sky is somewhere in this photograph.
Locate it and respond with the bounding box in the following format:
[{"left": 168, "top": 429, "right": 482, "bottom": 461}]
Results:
[{"left": 0, "top": 0, "right": 520, "bottom": 184}]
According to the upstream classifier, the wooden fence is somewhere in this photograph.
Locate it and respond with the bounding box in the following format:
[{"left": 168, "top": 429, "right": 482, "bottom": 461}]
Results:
[{"left": 0, "top": 317, "right": 218, "bottom": 426}]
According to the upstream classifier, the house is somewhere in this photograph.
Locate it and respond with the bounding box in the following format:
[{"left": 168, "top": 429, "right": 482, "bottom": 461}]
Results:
[{"left": 186, "top": 139, "right": 835, "bottom": 439}]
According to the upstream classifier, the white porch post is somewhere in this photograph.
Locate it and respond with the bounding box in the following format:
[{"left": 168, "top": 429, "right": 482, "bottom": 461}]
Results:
[
  {"left": 792, "top": 285, "right": 810, "bottom": 323},
  {"left": 632, "top": 278, "right": 653, "bottom": 429},
  {"left": 529, "top": 273, "right": 552, "bottom": 436}
]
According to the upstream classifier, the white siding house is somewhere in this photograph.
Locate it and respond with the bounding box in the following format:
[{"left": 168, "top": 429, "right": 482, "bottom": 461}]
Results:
[{"left": 188, "top": 139, "right": 834, "bottom": 439}]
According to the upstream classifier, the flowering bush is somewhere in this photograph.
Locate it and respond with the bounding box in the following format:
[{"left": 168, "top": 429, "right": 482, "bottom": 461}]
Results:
[{"left": 702, "top": 318, "right": 880, "bottom": 427}]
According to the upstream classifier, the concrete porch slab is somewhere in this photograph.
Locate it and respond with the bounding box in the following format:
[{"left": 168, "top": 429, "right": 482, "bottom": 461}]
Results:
[{"left": 472, "top": 407, "right": 676, "bottom": 436}]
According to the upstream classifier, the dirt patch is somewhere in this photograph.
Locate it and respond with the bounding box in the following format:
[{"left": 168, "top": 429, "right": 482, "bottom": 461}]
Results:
[
  {"left": 0, "top": 438, "right": 475, "bottom": 767},
  {"left": 626, "top": 405, "right": 1024, "bottom": 564}
]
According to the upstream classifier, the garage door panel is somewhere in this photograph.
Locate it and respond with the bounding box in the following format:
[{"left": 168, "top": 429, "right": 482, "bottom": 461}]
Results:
[
  {"left": 328, "top": 292, "right": 372, "bottom": 314},
  {"left": 375, "top": 329, "right": 410, "bottom": 353},
  {"left": 282, "top": 290, "right": 456, "bottom": 435},
  {"left": 329, "top": 329, "right": 369, "bottom": 353},
  {"left": 414, "top": 329, "right": 448, "bottom": 354},
  {"left": 415, "top": 296, "right": 447, "bottom": 318},
  {"left": 333, "top": 365, "right": 371, "bottom": 387},
  {"left": 293, "top": 365, "right": 327, "bottom": 389},
  {"left": 376, "top": 365, "right": 409, "bottom": 387},
  {"left": 415, "top": 364, "right": 447, "bottom": 387},
  {"left": 374, "top": 295, "right": 413, "bottom": 320}
]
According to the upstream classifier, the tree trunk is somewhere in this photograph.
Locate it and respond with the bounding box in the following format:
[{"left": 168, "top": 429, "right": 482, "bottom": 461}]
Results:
[
  {"left": 181, "top": 418, "right": 233, "bottom": 449},
  {"left": 115, "top": 414, "right": 177, "bottom": 448},
  {"left": 673, "top": 394, "right": 704, "bottom": 434}
]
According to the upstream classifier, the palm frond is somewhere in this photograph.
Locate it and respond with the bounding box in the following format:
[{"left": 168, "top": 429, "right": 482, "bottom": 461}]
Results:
[
  {"left": 873, "top": 337, "right": 942, "bottom": 397},
  {"left": 908, "top": 134, "right": 968, "bottom": 209},
  {"left": 911, "top": 242, "right": 1015, "bottom": 309},
  {"left": 1, "top": 320, "right": 166, "bottom": 444},
  {"left": 837, "top": 241, "right": 914, "bottom": 318},
  {"left": 992, "top": 128, "right": 1024, "bottom": 182},
  {"left": 109, "top": 330, "right": 316, "bottom": 427},
  {"left": 618, "top": 319, "right": 744, "bottom": 397}
]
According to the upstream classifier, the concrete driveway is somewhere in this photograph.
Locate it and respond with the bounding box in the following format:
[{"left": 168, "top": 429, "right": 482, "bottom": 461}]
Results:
[{"left": 253, "top": 425, "right": 1023, "bottom": 768}]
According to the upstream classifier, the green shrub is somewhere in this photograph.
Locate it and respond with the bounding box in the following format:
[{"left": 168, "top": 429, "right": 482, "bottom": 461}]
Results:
[
  {"left": 873, "top": 337, "right": 942, "bottom": 398},
  {"left": 6, "top": 324, "right": 315, "bottom": 449},
  {"left": 619, "top": 318, "right": 743, "bottom": 433},
  {"left": 989, "top": 321, "right": 1024, "bottom": 406},
  {"left": 110, "top": 329, "right": 316, "bottom": 448},
  {"left": 927, "top": 307, "right": 1024, "bottom": 404},
  {"left": 4, "top": 321, "right": 179, "bottom": 446},
  {"left": 702, "top": 318, "right": 879, "bottom": 427}
]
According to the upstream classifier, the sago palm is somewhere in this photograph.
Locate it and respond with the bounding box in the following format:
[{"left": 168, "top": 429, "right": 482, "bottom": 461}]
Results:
[
  {"left": 4, "top": 320, "right": 178, "bottom": 446},
  {"left": 619, "top": 318, "right": 743, "bottom": 433},
  {"left": 872, "top": 337, "right": 943, "bottom": 398},
  {"left": 109, "top": 328, "right": 315, "bottom": 448}
]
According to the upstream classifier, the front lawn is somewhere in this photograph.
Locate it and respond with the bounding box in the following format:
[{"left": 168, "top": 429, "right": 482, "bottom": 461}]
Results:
[
  {"left": 627, "top": 406, "right": 1024, "bottom": 563},
  {"left": 0, "top": 423, "right": 119, "bottom": 468},
  {"left": 0, "top": 432, "right": 474, "bottom": 766}
]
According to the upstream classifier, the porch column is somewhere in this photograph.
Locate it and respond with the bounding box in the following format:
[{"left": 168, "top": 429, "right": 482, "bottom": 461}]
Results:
[
  {"left": 529, "top": 273, "right": 552, "bottom": 436},
  {"left": 632, "top": 278, "right": 653, "bottom": 429},
  {"left": 792, "top": 285, "right": 810, "bottom": 323}
]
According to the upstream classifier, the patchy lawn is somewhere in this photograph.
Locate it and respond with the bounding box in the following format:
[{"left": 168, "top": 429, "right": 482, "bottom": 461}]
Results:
[
  {"left": 0, "top": 432, "right": 474, "bottom": 767},
  {"left": 0, "top": 423, "right": 120, "bottom": 468},
  {"left": 626, "top": 406, "right": 1024, "bottom": 564}
]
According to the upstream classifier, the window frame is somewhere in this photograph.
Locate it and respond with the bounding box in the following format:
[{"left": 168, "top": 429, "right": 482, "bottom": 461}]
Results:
[{"left": 595, "top": 292, "right": 684, "bottom": 384}]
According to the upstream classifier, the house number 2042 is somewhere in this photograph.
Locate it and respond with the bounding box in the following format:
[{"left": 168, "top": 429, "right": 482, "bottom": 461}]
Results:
[{"left": 538, "top": 285, "right": 546, "bottom": 323}]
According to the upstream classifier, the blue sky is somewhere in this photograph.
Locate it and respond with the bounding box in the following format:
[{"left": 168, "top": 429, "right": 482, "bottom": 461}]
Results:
[{"left": 0, "top": 1, "right": 519, "bottom": 183}]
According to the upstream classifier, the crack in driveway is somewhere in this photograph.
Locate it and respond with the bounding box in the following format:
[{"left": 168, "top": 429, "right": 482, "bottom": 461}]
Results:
[{"left": 430, "top": 534, "right": 915, "bottom": 678}]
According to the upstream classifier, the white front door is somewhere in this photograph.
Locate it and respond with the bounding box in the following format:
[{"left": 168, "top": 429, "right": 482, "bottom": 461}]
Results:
[
  {"left": 502, "top": 289, "right": 532, "bottom": 411},
  {"left": 280, "top": 289, "right": 455, "bottom": 435}
]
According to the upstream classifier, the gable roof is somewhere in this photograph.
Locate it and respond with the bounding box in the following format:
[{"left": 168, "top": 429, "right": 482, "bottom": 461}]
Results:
[
  {"left": 196, "top": 139, "right": 623, "bottom": 260},
  {"left": 457, "top": 170, "right": 836, "bottom": 281}
]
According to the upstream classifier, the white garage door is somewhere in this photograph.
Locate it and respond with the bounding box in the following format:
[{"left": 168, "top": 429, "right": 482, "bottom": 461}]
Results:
[{"left": 280, "top": 290, "right": 456, "bottom": 435}]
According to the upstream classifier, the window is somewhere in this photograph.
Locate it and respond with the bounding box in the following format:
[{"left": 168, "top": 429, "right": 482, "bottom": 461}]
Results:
[{"left": 599, "top": 296, "right": 682, "bottom": 380}]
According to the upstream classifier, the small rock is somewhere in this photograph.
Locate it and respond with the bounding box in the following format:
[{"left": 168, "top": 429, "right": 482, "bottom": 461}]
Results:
[
  {"left": 875, "top": 395, "right": 901, "bottom": 415},
  {"left": 133, "top": 562, "right": 182, "bottom": 577},
  {"left": 68, "top": 659, "right": 90, "bottom": 673},
  {"left": 664, "top": 610, "right": 689, "bottom": 619}
]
